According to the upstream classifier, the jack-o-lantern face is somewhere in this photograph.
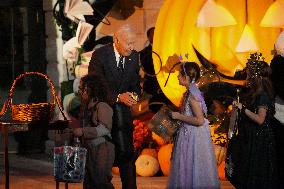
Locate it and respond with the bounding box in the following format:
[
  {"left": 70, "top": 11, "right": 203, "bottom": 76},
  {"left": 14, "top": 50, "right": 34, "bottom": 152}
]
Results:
[{"left": 153, "top": 0, "right": 280, "bottom": 106}]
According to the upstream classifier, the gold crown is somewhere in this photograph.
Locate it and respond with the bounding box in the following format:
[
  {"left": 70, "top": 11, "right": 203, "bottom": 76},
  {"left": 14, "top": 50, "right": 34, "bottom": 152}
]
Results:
[{"left": 246, "top": 52, "right": 266, "bottom": 78}]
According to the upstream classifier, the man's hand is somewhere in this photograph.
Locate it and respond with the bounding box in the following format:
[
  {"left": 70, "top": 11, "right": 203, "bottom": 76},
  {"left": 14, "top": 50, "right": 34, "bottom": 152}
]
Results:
[{"left": 118, "top": 92, "right": 138, "bottom": 106}]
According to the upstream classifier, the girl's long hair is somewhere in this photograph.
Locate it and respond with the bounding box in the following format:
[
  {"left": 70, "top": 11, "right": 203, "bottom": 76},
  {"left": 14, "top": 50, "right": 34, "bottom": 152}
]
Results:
[
  {"left": 180, "top": 62, "right": 201, "bottom": 82},
  {"left": 245, "top": 62, "right": 274, "bottom": 105}
]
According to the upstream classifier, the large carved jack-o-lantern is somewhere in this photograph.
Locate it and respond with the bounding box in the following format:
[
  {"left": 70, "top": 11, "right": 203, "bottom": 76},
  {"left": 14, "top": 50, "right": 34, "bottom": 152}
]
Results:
[{"left": 153, "top": 0, "right": 282, "bottom": 106}]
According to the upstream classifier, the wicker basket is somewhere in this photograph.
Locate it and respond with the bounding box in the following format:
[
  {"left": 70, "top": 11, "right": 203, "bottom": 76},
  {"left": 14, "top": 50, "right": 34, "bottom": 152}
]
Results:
[{"left": 7, "top": 72, "right": 65, "bottom": 122}]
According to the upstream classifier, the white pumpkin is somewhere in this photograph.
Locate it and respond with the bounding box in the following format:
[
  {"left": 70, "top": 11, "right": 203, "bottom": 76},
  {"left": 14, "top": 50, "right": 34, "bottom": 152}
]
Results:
[{"left": 135, "top": 154, "right": 160, "bottom": 177}]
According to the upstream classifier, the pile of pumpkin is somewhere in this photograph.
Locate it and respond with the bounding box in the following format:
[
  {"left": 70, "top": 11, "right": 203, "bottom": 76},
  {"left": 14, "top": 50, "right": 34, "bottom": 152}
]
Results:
[
  {"left": 112, "top": 119, "right": 228, "bottom": 179},
  {"left": 112, "top": 119, "right": 173, "bottom": 177}
]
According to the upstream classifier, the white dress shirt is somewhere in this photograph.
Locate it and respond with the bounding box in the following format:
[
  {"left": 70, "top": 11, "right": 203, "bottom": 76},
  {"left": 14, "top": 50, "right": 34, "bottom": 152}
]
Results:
[{"left": 113, "top": 43, "right": 124, "bottom": 68}]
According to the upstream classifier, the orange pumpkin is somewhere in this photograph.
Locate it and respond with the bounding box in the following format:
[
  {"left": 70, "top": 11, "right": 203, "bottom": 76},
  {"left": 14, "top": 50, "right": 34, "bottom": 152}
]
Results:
[
  {"left": 153, "top": 0, "right": 281, "bottom": 106},
  {"left": 141, "top": 148, "right": 158, "bottom": 159},
  {"left": 112, "top": 166, "right": 120, "bottom": 175},
  {"left": 152, "top": 132, "right": 166, "bottom": 146},
  {"left": 158, "top": 143, "right": 173, "bottom": 176},
  {"left": 218, "top": 161, "right": 226, "bottom": 180}
]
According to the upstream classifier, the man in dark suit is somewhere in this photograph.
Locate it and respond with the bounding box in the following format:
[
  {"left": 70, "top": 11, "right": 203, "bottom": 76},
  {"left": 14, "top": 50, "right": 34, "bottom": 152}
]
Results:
[
  {"left": 88, "top": 25, "right": 141, "bottom": 189},
  {"left": 139, "top": 27, "right": 171, "bottom": 112},
  {"left": 139, "top": 27, "right": 158, "bottom": 96}
]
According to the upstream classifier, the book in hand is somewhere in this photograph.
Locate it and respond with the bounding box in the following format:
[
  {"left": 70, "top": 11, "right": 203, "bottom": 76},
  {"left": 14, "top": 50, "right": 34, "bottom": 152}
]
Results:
[
  {"left": 147, "top": 106, "right": 181, "bottom": 142},
  {"left": 63, "top": 21, "right": 94, "bottom": 61},
  {"left": 64, "top": 0, "right": 93, "bottom": 22}
]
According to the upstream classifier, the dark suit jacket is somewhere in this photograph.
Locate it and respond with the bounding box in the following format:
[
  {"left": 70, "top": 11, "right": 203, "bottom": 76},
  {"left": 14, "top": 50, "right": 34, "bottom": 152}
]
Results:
[
  {"left": 88, "top": 43, "right": 141, "bottom": 164},
  {"left": 89, "top": 43, "right": 140, "bottom": 100},
  {"left": 139, "top": 44, "right": 160, "bottom": 95}
]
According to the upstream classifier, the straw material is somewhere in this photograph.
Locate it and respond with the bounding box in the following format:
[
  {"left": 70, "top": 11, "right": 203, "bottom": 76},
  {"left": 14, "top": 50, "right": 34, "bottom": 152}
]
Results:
[
  {"left": 8, "top": 72, "right": 64, "bottom": 122},
  {"left": 11, "top": 102, "right": 55, "bottom": 122}
]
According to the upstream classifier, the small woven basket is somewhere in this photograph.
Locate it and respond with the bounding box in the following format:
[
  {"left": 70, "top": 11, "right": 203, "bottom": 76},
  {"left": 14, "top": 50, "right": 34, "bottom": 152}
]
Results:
[{"left": 7, "top": 72, "right": 64, "bottom": 122}]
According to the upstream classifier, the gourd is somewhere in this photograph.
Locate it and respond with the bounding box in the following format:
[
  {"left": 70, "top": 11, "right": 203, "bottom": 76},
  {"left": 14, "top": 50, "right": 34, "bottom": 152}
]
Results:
[
  {"left": 152, "top": 132, "right": 166, "bottom": 146},
  {"left": 135, "top": 155, "right": 160, "bottom": 177},
  {"left": 141, "top": 148, "right": 158, "bottom": 159},
  {"left": 218, "top": 161, "right": 226, "bottom": 180},
  {"left": 112, "top": 166, "right": 120, "bottom": 175},
  {"left": 157, "top": 143, "right": 173, "bottom": 176},
  {"left": 214, "top": 144, "right": 227, "bottom": 166}
]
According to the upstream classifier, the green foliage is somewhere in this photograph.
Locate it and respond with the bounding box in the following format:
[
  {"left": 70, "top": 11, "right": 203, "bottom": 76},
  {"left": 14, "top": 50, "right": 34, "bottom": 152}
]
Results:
[
  {"left": 76, "top": 47, "right": 86, "bottom": 66},
  {"left": 52, "top": 10, "right": 78, "bottom": 37}
]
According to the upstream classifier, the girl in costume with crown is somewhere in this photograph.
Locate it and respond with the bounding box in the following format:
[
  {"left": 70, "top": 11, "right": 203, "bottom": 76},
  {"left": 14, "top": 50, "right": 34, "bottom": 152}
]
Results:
[
  {"left": 167, "top": 62, "right": 220, "bottom": 189},
  {"left": 229, "top": 53, "right": 279, "bottom": 189}
]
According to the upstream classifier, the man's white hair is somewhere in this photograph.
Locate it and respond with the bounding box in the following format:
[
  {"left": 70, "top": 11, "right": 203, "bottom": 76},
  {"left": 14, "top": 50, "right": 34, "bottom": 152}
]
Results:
[{"left": 115, "top": 24, "right": 135, "bottom": 37}]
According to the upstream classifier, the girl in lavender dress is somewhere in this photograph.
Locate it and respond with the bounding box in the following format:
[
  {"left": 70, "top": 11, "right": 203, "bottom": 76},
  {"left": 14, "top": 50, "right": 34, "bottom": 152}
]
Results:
[{"left": 167, "top": 62, "right": 220, "bottom": 189}]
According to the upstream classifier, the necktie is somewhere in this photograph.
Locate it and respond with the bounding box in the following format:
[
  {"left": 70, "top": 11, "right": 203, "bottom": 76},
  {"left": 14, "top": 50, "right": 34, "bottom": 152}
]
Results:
[{"left": 118, "top": 56, "right": 124, "bottom": 72}]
